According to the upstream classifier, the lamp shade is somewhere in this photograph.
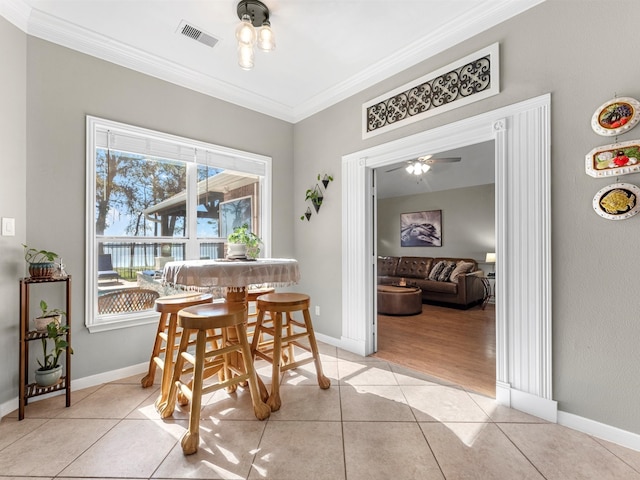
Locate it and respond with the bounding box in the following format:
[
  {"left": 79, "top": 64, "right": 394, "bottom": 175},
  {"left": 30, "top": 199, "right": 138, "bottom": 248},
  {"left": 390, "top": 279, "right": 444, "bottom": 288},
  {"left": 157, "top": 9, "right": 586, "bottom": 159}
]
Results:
[
  {"left": 237, "top": 44, "right": 254, "bottom": 70},
  {"left": 485, "top": 252, "right": 496, "bottom": 263},
  {"left": 236, "top": 14, "right": 256, "bottom": 46},
  {"left": 257, "top": 22, "right": 275, "bottom": 51}
]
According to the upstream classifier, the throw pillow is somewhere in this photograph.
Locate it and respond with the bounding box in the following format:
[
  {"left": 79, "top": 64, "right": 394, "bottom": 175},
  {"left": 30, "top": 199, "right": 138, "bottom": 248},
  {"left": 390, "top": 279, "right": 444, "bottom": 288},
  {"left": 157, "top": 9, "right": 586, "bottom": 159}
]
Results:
[
  {"left": 449, "top": 261, "right": 475, "bottom": 282},
  {"left": 428, "top": 260, "right": 446, "bottom": 280},
  {"left": 438, "top": 261, "right": 456, "bottom": 282}
]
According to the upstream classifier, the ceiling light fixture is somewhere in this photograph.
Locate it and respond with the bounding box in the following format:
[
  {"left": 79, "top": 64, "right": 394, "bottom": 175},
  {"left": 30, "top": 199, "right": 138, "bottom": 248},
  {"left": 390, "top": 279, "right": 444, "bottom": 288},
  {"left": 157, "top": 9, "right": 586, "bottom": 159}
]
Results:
[
  {"left": 405, "top": 160, "right": 431, "bottom": 175},
  {"left": 236, "top": 0, "right": 275, "bottom": 70}
]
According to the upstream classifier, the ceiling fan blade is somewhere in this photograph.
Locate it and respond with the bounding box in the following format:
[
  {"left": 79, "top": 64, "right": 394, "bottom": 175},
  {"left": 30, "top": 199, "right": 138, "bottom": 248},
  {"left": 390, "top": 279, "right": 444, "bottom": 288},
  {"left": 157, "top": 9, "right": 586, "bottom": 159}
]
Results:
[
  {"left": 426, "top": 157, "right": 461, "bottom": 164},
  {"left": 385, "top": 165, "right": 406, "bottom": 173}
]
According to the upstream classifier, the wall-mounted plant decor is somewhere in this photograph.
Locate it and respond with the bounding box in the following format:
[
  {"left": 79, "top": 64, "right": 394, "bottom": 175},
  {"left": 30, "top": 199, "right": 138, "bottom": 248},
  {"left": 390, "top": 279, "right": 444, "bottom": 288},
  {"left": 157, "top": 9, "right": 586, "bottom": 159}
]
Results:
[
  {"left": 300, "top": 173, "right": 334, "bottom": 220},
  {"left": 306, "top": 184, "right": 324, "bottom": 213},
  {"left": 320, "top": 173, "right": 333, "bottom": 189}
]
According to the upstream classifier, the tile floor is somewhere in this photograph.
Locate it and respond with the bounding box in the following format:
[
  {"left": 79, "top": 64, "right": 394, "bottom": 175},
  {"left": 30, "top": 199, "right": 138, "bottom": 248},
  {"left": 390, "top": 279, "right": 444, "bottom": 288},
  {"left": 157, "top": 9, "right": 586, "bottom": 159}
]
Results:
[{"left": 1, "top": 343, "right": 639, "bottom": 479}]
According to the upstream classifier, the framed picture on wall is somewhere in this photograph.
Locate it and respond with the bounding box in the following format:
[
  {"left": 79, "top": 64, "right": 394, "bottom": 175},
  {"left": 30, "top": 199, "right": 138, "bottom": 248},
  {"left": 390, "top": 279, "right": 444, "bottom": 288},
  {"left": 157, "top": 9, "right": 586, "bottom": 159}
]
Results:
[
  {"left": 220, "top": 196, "right": 252, "bottom": 238},
  {"left": 400, "top": 210, "right": 442, "bottom": 247}
]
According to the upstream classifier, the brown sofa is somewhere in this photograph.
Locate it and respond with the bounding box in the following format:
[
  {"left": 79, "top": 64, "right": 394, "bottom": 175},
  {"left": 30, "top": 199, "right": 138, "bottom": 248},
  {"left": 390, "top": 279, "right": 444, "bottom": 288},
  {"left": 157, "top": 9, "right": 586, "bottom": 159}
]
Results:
[{"left": 377, "top": 256, "right": 485, "bottom": 309}]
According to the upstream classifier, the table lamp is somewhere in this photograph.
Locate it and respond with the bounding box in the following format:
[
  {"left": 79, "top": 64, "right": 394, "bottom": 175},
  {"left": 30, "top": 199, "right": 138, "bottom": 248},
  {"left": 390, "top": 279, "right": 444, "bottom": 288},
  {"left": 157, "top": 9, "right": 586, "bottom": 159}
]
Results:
[{"left": 485, "top": 252, "right": 496, "bottom": 277}]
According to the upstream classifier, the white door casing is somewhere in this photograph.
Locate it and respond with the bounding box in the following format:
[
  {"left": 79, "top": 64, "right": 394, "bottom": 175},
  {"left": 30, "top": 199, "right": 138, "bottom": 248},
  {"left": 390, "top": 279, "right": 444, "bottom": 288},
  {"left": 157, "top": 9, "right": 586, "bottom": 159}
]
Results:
[{"left": 341, "top": 94, "right": 556, "bottom": 421}]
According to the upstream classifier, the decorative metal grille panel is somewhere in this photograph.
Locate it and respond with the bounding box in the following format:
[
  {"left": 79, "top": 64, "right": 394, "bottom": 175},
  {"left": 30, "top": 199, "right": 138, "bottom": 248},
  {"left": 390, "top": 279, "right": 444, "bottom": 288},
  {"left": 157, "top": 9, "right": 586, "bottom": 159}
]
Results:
[{"left": 362, "top": 44, "right": 499, "bottom": 138}]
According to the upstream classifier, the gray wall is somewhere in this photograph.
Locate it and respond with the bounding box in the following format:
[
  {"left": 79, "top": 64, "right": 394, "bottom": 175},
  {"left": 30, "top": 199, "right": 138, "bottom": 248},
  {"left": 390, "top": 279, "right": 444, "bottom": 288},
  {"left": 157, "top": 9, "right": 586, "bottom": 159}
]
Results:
[
  {"left": 0, "top": 17, "right": 27, "bottom": 407},
  {"left": 377, "top": 184, "right": 495, "bottom": 261},
  {"left": 26, "top": 37, "right": 294, "bottom": 380},
  {"left": 0, "top": 31, "right": 294, "bottom": 406},
  {"left": 3, "top": 0, "right": 640, "bottom": 438},
  {"left": 294, "top": 0, "right": 640, "bottom": 434}
]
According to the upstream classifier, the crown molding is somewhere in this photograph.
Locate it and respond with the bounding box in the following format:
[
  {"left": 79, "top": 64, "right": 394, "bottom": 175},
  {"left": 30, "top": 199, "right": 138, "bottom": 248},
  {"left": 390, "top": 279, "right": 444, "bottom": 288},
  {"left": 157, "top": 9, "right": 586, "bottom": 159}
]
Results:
[
  {"left": 0, "top": 0, "right": 30, "bottom": 31},
  {"left": 291, "top": 0, "right": 544, "bottom": 122},
  {"left": 2, "top": 0, "right": 544, "bottom": 123},
  {"left": 24, "top": 6, "right": 296, "bottom": 122}
]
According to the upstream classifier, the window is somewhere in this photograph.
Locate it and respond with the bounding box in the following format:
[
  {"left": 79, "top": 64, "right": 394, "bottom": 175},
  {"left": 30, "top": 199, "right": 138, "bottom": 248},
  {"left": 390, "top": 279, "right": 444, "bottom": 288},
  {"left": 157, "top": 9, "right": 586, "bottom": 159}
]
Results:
[{"left": 86, "top": 116, "right": 271, "bottom": 332}]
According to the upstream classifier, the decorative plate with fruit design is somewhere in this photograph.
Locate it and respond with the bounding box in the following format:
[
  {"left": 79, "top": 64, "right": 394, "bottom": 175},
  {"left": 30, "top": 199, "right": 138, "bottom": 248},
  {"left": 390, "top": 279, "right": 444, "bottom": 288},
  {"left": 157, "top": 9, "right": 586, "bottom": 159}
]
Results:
[
  {"left": 591, "top": 97, "right": 640, "bottom": 136},
  {"left": 585, "top": 140, "right": 640, "bottom": 178},
  {"left": 592, "top": 183, "right": 640, "bottom": 220}
]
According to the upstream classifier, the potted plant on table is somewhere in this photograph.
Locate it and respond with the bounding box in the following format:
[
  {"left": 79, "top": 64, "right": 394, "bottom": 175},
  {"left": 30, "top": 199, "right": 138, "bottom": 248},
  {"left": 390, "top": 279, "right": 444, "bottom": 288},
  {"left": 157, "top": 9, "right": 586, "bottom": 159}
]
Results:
[
  {"left": 33, "top": 300, "right": 66, "bottom": 332},
  {"left": 22, "top": 244, "right": 59, "bottom": 279},
  {"left": 227, "top": 223, "right": 262, "bottom": 259},
  {"left": 35, "top": 321, "right": 73, "bottom": 387}
]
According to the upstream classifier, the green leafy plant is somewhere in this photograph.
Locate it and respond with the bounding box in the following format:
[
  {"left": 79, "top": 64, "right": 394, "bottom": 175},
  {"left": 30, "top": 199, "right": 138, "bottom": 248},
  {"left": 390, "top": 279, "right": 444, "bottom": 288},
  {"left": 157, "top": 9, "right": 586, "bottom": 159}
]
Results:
[
  {"left": 227, "top": 223, "right": 262, "bottom": 258},
  {"left": 318, "top": 173, "right": 334, "bottom": 189},
  {"left": 300, "top": 206, "right": 312, "bottom": 221},
  {"left": 305, "top": 184, "right": 324, "bottom": 213},
  {"left": 38, "top": 321, "right": 73, "bottom": 371},
  {"left": 305, "top": 187, "right": 322, "bottom": 204},
  {"left": 38, "top": 300, "right": 66, "bottom": 319},
  {"left": 22, "top": 244, "right": 59, "bottom": 264}
]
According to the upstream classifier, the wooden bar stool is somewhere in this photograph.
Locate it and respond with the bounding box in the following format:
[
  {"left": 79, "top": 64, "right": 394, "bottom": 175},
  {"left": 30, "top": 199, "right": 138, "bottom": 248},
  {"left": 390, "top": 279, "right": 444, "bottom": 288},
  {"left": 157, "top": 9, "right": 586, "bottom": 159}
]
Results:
[
  {"left": 160, "top": 302, "right": 270, "bottom": 455},
  {"left": 140, "top": 292, "right": 213, "bottom": 412},
  {"left": 248, "top": 287, "right": 295, "bottom": 366},
  {"left": 251, "top": 292, "right": 330, "bottom": 412}
]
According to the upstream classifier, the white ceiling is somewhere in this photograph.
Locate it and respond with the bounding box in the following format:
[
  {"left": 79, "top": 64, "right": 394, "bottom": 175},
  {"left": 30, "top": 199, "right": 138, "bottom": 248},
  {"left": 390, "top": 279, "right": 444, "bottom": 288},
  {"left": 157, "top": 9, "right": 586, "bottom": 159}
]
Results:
[
  {"left": 376, "top": 140, "right": 495, "bottom": 199},
  {"left": 1, "top": 0, "right": 543, "bottom": 122}
]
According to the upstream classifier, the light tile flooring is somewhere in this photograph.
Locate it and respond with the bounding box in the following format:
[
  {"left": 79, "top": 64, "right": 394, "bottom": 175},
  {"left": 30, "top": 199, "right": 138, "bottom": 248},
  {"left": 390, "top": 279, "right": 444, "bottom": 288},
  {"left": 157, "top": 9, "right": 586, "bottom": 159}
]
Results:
[{"left": 1, "top": 343, "right": 640, "bottom": 479}]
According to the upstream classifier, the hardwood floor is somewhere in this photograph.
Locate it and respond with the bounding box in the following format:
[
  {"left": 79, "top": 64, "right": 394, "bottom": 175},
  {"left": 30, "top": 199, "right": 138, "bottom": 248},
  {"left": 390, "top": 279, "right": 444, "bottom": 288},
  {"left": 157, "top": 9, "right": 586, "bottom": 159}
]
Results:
[{"left": 373, "top": 302, "right": 496, "bottom": 397}]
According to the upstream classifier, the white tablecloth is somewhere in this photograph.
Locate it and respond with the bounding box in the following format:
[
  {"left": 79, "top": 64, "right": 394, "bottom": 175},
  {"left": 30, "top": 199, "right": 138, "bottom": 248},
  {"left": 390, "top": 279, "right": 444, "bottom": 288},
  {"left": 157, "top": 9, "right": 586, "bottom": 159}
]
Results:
[{"left": 162, "top": 258, "right": 300, "bottom": 291}]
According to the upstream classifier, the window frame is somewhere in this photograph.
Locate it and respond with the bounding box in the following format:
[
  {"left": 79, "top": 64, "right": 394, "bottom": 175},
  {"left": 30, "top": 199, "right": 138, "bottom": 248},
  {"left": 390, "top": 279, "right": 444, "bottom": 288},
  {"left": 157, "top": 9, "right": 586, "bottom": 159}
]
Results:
[{"left": 85, "top": 116, "right": 272, "bottom": 332}]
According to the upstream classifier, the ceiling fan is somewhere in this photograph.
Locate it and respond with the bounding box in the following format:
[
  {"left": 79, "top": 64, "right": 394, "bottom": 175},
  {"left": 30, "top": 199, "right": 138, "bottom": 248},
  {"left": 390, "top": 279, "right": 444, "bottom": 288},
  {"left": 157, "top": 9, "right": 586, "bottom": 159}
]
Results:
[{"left": 385, "top": 155, "right": 461, "bottom": 174}]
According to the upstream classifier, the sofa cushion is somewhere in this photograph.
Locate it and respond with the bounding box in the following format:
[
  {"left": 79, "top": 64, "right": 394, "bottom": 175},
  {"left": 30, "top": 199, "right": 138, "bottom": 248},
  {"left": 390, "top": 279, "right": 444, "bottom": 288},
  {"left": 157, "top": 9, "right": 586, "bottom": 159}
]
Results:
[
  {"left": 449, "top": 260, "right": 475, "bottom": 282},
  {"left": 437, "top": 261, "right": 457, "bottom": 282},
  {"left": 377, "top": 256, "right": 400, "bottom": 277},
  {"left": 428, "top": 260, "right": 447, "bottom": 280},
  {"left": 418, "top": 279, "right": 458, "bottom": 294},
  {"left": 396, "top": 257, "right": 433, "bottom": 279}
]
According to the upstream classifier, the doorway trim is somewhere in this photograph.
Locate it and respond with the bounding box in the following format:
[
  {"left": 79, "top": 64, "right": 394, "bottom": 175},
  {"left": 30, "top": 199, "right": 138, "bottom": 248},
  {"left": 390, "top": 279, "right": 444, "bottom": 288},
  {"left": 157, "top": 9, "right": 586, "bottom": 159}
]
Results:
[{"left": 341, "top": 94, "right": 557, "bottom": 421}]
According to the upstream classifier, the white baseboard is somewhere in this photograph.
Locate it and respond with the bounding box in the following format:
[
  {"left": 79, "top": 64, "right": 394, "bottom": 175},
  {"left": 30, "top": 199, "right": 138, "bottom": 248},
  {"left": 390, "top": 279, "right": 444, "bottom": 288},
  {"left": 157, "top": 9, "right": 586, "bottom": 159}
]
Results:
[
  {"left": 558, "top": 410, "right": 640, "bottom": 452},
  {"left": 314, "top": 332, "right": 345, "bottom": 350},
  {"left": 4, "top": 353, "right": 638, "bottom": 454},
  {"left": 0, "top": 362, "right": 148, "bottom": 419},
  {"left": 510, "top": 387, "right": 558, "bottom": 423},
  {"left": 495, "top": 380, "right": 511, "bottom": 405},
  {"left": 337, "top": 335, "right": 366, "bottom": 357},
  {"left": 70, "top": 362, "right": 148, "bottom": 391}
]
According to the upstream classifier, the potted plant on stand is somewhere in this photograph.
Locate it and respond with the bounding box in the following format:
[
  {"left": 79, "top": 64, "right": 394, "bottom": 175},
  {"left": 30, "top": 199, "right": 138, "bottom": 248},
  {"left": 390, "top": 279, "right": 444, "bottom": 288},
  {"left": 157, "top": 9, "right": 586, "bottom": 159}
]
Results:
[
  {"left": 35, "top": 321, "right": 73, "bottom": 387},
  {"left": 22, "top": 244, "right": 59, "bottom": 279},
  {"left": 33, "top": 300, "right": 66, "bottom": 332},
  {"left": 227, "top": 223, "right": 262, "bottom": 259}
]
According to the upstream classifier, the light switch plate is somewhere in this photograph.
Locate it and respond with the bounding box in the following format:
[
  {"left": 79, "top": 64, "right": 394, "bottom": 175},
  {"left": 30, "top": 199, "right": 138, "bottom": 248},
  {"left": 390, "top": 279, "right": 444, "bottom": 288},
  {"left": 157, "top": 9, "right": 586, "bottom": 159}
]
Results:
[{"left": 2, "top": 217, "right": 15, "bottom": 236}]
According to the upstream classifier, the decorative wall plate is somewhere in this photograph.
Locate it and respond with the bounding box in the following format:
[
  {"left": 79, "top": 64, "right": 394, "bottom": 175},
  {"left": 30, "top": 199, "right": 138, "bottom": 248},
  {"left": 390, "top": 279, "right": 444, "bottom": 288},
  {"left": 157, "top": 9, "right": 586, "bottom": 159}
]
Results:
[
  {"left": 592, "top": 183, "right": 640, "bottom": 220},
  {"left": 585, "top": 139, "right": 640, "bottom": 178},
  {"left": 591, "top": 97, "right": 640, "bottom": 136}
]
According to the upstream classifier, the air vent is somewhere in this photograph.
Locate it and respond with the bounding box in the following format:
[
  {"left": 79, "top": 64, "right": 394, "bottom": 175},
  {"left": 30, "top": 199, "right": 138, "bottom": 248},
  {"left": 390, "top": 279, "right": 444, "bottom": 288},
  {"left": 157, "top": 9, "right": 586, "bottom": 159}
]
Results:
[{"left": 176, "top": 20, "right": 219, "bottom": 48}]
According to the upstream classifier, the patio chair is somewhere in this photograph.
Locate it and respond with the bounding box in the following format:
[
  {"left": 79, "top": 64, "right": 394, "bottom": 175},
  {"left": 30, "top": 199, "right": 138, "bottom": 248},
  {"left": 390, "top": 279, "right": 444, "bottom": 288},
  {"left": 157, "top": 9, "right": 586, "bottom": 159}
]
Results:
[
  {"left": 98, "top": 288, "right": 160, "bottom": 315},
  {"left": 98, "top": 253, "right": 121, "bottom": 283}
]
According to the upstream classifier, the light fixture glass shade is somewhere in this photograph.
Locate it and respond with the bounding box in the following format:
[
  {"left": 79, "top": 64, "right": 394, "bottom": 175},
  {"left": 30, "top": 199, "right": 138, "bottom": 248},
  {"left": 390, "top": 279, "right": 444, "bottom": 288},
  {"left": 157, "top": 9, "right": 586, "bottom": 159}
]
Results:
[
  {"left": 237, "top": 44, "right": 254, "bottom": 70},
  {"left": 421, "top": 163, "right": 431, "bottom": 173},
  {"left": 485, "top": 252, "right": 496, "bottom": 263},
  {"left": 405, "top": 164, "right": 414, "bottom": 174},
  {"left": 257, "top": 22, "right": 275, "bottom": 51},
  {"left": 236, "top": 14, "right": 256, "bottom": 46}
]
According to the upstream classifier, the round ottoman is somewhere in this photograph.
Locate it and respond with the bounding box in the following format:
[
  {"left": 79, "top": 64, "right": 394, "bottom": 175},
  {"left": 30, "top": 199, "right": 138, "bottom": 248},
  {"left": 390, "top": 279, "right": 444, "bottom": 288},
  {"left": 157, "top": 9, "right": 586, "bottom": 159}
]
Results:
[{"left": 377, "top": 285, "right": 423, "bottom": 315}]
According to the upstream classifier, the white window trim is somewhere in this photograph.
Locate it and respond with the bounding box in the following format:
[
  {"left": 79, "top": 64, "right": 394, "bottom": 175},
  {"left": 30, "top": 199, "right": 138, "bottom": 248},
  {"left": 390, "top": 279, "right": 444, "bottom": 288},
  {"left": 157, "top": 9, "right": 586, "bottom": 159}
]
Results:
[{"left": 85, "top": 116, "right": 272, "bottom": 332}]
